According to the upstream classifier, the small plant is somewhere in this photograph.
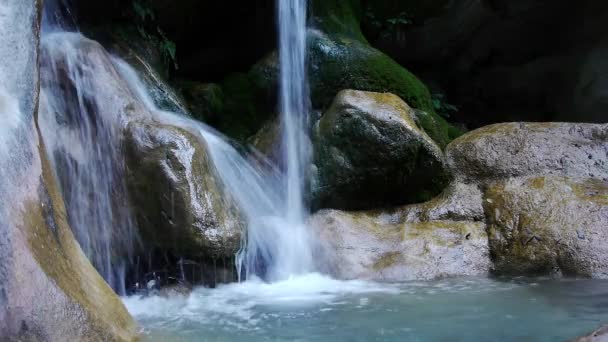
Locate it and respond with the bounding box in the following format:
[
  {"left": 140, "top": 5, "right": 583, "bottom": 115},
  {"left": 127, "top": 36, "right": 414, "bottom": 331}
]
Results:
[
  {"left": 432, "top": 93, "right": 458, "bottom": 119},
  {"left": 130, "top": 0, "right": 178, "bottom": 70}
]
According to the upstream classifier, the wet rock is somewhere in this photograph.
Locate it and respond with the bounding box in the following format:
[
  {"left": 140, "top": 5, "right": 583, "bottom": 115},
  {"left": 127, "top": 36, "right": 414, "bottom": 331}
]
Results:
[
  {"left": 397, "top": 182, "right": 485, "bottom": 223},
  {"left": 0, "top": 1, "right": 137, "bottom": 341},
  {"left": 484, "top": 176, "right": 608, "bottom": 278},
  {"left": 310, "top": 209, "right": 490, "bottom": 281},
  {"left": 446, "top": 122, "right": 608, "bottom": 183},
  {"left": 312, "top": 90, "right": 450, "bottom": 210},
  {"left": 125, "top": 121, "right": 244, "bottom": 284}
]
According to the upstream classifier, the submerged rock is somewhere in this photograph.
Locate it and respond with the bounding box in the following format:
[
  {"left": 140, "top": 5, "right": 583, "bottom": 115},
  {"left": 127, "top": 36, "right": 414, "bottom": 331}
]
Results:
[
  {"left": 310, "top": 209, "right": 490, "bottom": 281},
  {"left": 312, "top": 90, "right": 450, "bottom": 210},
  {"left": 485, "top": 176, "right": 608, "bottom": 278},
  {"left": 125, "top": 121, "right": 244, "bottom": 283}
]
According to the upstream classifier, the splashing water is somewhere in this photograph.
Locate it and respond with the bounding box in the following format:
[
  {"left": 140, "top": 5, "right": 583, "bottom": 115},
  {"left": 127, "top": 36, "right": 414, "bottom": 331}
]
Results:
[
  {"left": 38, "top": 32, "right": 140, "bottom": 293},
  {"left": 233, "top": 0, "right": 315, "bottom": 280},
  {"left": 38, "top": 0, "right": 317, "bottom": 291}
]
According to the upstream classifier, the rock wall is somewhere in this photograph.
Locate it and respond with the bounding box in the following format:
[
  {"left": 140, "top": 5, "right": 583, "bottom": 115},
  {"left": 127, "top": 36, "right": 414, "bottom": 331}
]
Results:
[{"left": 0, "top": 1, "right": 137, "bottom": 340}]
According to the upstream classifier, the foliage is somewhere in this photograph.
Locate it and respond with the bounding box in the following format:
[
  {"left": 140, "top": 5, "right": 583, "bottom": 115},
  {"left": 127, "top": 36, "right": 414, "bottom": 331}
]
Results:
[{"left": 130, "top": 0, "right": 178, "bottom": 70}]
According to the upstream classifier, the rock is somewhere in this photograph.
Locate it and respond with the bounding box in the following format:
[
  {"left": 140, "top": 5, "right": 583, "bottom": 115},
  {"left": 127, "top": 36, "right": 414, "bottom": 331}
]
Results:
[
  {"left": 570, "top": 39, "right": 608, "bottom": 123},
  {"left": 366, "top": 0, "right": 608, "bottom": 125},
  {"left": 176, "top": 81, "right": 224, "bottom": 123},
  {"left": 484, "top": 176, "right": 608, "bottom": 278},
  {"left": 247, "top": 0, "right": 457, "bottom": 147},
  {"left": 573, "top": 324, "right": 608, "bottom": 342},
  {"left": 307, "top": 30, "right": 453, "bottom": 147},
  {"left": 312, "top": 90, "right": 450, "bottom": 210},
  {"left": 247, "top": 118, "right": 282, "bottom": 162},
  {"left": 125, "top": 121, "right": 244, "bottom": 285},
  {"left": 310, "top": 209, "right": 490, "bottom": 281},
  {"left": 397, "top": 182, "right": 485, "bottom": 223},
  {"left": 447, "top": 122, "right": 608, "bottom": 183},
  {"left": 0, "top": 1, "right": 137, "bottom": 340}
]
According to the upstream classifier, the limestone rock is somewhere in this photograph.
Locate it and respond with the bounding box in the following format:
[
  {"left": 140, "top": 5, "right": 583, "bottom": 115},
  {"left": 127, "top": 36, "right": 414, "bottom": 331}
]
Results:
[
  {"left": 310, "top": 209, "right": 490, "bottom": 281},
  {"left": 447, "top": 122, "right": 608, "bottom": 183},
  {"left": 485, "top": 176, "right": 608, "bottom": 278}
]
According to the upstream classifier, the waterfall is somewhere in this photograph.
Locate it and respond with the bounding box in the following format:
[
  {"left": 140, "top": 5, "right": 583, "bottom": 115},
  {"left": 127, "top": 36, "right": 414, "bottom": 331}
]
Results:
[
  {"left": 235, "top": 0, "right": 314, "bottom": 280},
  {"left": 37, "top": 0, "right": 315, "bottom": 290},
  {"left": 278, "top": 0, "right": 311, "bottom": 225},
  {"left": 39, "top": 3, "right": 138, "bottom": 294}
]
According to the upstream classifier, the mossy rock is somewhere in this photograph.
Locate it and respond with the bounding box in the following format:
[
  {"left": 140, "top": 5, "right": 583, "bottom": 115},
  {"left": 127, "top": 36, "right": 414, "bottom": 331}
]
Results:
[
  {"left": 310, "top": 0, "right": 365, "bottom": 42},
  {"left": 175, "top": 80, "right": 224, "bottom": 123},
  {"left": 310, "top": 208, "right": 490, "bottom": 281},
  {"left": 484, "top": 176, "right": 608, "bottom": 278},
  {"left": 312, "top": 90, "right": 451, "bottom": 210}
]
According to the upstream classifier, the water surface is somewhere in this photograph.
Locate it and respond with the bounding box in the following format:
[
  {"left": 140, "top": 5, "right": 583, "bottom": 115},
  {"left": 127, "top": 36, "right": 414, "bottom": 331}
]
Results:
[{"left": 124, "top": 274, "right": 608, "bottom": 341}]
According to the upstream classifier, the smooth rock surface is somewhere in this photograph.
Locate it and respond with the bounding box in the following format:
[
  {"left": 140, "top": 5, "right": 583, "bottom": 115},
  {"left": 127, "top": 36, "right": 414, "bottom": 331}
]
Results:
[{"left": 312, "top": 90, "right": 450, "bottom": 210}]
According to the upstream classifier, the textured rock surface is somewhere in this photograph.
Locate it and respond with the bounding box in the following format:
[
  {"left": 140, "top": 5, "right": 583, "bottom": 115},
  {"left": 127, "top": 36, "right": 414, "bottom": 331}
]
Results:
[
  {"left": 484, "top": 176, "right": 608, "bottom": 278},
  {"left": 126, "top": 121, "right": 244, "bottom": 261},
  {"left": 0, "top": 1, "right": 137, "bottom": 340},
  {"left": 313, "top": 90, "right": 450, "bottom": 210},
  {"left": 447, "top": 122, "right": 608, "bottom": 183},
  {"left": 310, "top": 209, "right": 490, "bottom": 281}
]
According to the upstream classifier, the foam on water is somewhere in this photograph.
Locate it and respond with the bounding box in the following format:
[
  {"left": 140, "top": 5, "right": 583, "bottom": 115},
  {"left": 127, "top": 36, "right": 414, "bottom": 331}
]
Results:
[
  {"left": 123, "top": 278, "right": 608, "bottom": 341},
  {"left": 123, "top": 273, "right": 399, "bottom": 327}
]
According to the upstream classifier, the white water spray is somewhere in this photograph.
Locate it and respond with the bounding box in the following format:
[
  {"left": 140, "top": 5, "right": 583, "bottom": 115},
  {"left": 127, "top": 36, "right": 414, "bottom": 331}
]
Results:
[{"left": 37, "top": 0, "right": 316, "bottom": 290}]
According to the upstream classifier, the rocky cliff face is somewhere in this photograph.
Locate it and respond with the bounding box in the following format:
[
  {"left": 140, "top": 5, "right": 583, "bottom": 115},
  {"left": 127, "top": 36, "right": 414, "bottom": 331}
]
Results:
[
  {"left": 0, "top": 1, "right": 137, "bottom": 340},
  {"left": 365, "top": 0, "right": 608, "bottom": 126}
]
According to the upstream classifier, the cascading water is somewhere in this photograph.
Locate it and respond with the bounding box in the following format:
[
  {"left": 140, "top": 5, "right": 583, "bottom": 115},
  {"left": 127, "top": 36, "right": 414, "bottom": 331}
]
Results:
[
  {"left": 235, "top": 0, "right": 315, "bottom": 280},
  {"left": 37, "top": 0, "right": 316, "bottom": 291},
  {"left": 278, "top": 0, "right": 311, "bottom": 225},
  {"left": 39, "top": 2, "right": 139, "bottom": 293}
]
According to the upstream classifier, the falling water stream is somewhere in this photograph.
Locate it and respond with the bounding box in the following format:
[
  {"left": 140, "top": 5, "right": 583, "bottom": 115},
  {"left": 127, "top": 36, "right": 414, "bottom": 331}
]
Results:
[{"left": 29, "top": 0, "right": 608, "bottom": 340}]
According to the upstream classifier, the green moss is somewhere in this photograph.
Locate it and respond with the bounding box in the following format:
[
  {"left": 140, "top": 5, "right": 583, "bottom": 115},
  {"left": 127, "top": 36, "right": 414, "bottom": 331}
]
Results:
[
  {"left": 176, "top": 80, "right": 224, "bottom": 123},
  {"left": 216, "top": 73, "right": 273, "bottom": 141},
  {"left": 309, "top": 33, "right": 452, "bottom": 147},
  {"left": 311, "top": 0, "right": 366, "bottom": 42}
]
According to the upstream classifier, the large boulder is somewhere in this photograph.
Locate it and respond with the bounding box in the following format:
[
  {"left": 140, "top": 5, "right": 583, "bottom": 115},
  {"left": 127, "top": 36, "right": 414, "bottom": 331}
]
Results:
[
  {"left": 445, "top": 121, "right": 608, "bottom": 278},
  {"left": 312, "top": 90, "right": 450, "bottom": 210},
  {"left": 245, "top": 0, "right": 458, "bottom": 148},
  {"left": 484, "top": 176, "right": 608, "bottom": 278},
  {"left": 310, "top": 209, "right": 490, "bottom": 281},
  {"left": 125, "top": 121, "right": 244, "bottom": 285},
  {"left": 446, "top": 122, "right": 608, "bottom": 183},
  {"left": 0, "top": 1, "right": 137, "bottom": 340}
]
